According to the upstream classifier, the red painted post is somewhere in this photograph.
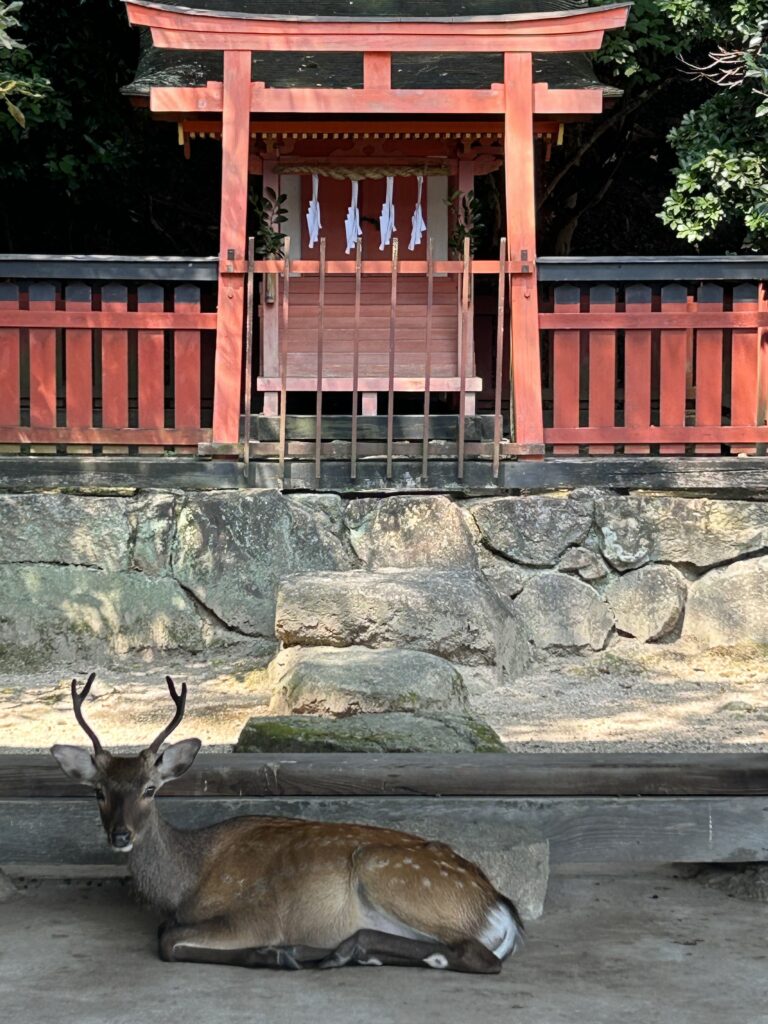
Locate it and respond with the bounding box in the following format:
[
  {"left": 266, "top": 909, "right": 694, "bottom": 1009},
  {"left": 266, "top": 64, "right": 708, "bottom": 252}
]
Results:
[
  {"left": 0, "top": 284, "right": 21, "bottom": 439},
  {"left": 212, "top": 49, "right": 252, "bottom": 444},
  {"left": 659, "top": 284, "right": 688, "bottom": 455},
  {"left": 730, "top": 283, "right": 760, "bottom": 454},
  {"left": 694, "top": 283, "right": 724, "bottom": 455},
  {"left": 587, "top": 284, "right": 616, "bottom": 455},
  {"left": 503, "top": 52, "right": 544, "bottom": 454},
  {"left": 28, "top": 283, "right": 57, "bottom": 435},
  {"left": 551, "top": 284, "right": 580, "bottom": 455},
  {"left": 623, "top": 284, "right": 652, "bottom": 454},
  {"left": 64, "top": 283, "right": 93, "bottom": 432}
]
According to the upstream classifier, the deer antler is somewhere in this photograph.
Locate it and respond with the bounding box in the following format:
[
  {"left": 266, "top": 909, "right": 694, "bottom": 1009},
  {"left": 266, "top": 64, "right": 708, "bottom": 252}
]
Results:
[
  {"left": 149, "top": 676, "right": 188, "bottom": 753},
  {"left": 71, "top": 672, "right": 103, "bottom": 755}
]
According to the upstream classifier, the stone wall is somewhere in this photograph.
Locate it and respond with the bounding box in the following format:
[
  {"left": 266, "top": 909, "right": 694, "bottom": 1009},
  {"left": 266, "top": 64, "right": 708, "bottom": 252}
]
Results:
[{"left": 1, "top": 487, "right": 767, "bottom": 677}]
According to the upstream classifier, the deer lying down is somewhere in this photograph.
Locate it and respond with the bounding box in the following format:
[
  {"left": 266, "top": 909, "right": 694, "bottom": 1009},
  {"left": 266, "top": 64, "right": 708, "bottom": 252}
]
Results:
[{"left": 51, "top": 674, "right": 523, "bottom": 974}]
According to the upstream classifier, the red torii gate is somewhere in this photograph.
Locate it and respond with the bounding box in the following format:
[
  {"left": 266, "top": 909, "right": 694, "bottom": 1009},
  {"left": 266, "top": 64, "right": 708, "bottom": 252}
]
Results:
[{"left": 123, "top": 1, "right": 631, "bottom": 448}]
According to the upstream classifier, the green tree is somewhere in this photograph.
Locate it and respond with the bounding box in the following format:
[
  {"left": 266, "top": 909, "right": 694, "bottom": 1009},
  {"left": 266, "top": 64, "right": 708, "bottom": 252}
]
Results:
[{"left": 0, "top": 0, "right": 49, "bottom": 128}]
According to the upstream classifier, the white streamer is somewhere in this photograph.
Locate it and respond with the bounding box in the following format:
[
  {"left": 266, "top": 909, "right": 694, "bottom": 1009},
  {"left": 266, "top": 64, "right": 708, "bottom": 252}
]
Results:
[
  {"left": 306, "top": 173, "right": 321, "bottom": 249},
  {"left": 344, "top": 179, "right": 363, "bottom": 254},
  {"left": 379, "top": 176, "right": 396, "bottom": 250},
  {"left": 408, "top": 175, "right": 427, "bottom": 251}
]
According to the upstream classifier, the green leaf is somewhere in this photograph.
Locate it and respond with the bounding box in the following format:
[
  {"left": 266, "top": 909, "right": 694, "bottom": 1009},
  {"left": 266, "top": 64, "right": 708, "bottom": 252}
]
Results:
[{"left": 4, "top": 96, "right": 23, "bottom": 126}]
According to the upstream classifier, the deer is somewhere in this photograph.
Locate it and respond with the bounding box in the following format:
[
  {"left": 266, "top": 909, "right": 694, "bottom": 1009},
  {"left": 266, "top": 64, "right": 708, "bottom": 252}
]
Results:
[{"left": 51, "top": 673, "right": 523, "bottom": 973}]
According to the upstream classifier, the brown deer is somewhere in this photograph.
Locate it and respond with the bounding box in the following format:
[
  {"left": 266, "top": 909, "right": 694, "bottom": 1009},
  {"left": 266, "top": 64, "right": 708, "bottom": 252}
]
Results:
[{"left": 51, "top": 674, "right": 523, "bottom": 973}]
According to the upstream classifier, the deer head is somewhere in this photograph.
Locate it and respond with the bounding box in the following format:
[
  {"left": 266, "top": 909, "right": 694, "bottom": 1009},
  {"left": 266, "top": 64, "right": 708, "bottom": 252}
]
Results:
[{"left": 51, "top": 674, "right": 201, "bottom": 852}]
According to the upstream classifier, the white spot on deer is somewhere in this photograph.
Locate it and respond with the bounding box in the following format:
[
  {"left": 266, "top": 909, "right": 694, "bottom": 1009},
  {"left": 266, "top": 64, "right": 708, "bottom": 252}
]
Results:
[
  {"left": 424, "top": 954, "right": 448, "bottom": 970},
  {"left": 403, "top": 857, "right": 413, "bottom": 864},
  {"left": 373, "top": 859, "right": 390, "bottom": 869},
  {"left": 422, "top": 878, "right": 432, "bottom": 888},
  {"left": 358, "top": 958, "right": 383, "bottom": 967},
  {"left": 439, "top": 870, "right": 449, "bottom": 877}
]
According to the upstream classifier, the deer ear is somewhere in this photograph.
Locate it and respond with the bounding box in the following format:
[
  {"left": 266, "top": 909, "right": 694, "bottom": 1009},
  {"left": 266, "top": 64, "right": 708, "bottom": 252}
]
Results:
[
  {"left": 154, "top": 738, "right": 201, "bottom": 784},
  {"left": 50, "top": 744, "right": 99, "bottom": 785}
]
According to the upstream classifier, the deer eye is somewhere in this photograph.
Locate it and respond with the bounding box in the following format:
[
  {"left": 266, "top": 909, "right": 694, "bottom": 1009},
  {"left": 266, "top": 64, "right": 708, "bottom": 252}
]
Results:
[
  {"left": 143, "top": 786, "right": 156, "bottom": 799},
  {"left": 95, "top": 788, "right": 105, "bottom": 801}
]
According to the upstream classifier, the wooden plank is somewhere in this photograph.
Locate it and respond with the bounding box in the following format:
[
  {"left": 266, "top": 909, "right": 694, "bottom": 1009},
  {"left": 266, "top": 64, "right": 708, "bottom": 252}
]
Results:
[
  {"left": 101, "top": 285, "right": 130, "bottom": 436},
  {"left": 5, "top": 753, "right": 768, "bottom": 799},
  {"left": 173, "top": 285, "right": 202, "bottom": 431},
  {"left": 63, "top": 283, "right": 93, "bottom": 432},
  {"left": 242, "top": 240, "right": 255, "bottom": 472},
  {"left": 212, "top": 49, "right": 251, "bottom": 444},
  {"left": 252, "top": 414, "right": 496, "bottom": 442},
  {"left": 2, "top": 795, "right": 765, "bottom": 866},
  {"left": 493, "top": 239, "right": 507, "bottom": 479},
  {"left": 540, "top": 311, "right": 767, "bottom": 330},
  {"left": 422, "top": 237, "right": 435, "bottom": 482},
  {"left": 694, "top": 284, "right": 724, "bottom": 455},
  {"left": 0, "top": 284, "right": 21, "bottom": 437},
  {"left": 0, "top": 426, "right": 208, "bottom": 445},
  {"left": 278, "top": 236, "right": 291, "bottom": 488},
  {"left": 623, "top": 284, "right": 653, "bottom": 455},
  {"left": 551, "top": 284, "right": 580, "bottom": 455},
  {"left": 136, "top": 284, "right": 165, "bottom": 449},
  {"left": 730, "top": 283, "right": 760, "bottom": 455},
  {"left": 504, "top": 52, "right": 544, "bottom": 455},
  {"left": 226, "top": 438, "right": 529, "bottom": 460},
  {"left": 458, "top": 238, "right": 471, "bottom": 480},
  {"left": 543, "top": 425, "right": 768, "bottom": 444},
  {"left": 315, "top": 238, "right": 327, "bottom": 484},
  {"left": 0, "top": 311, "right": 216, "bottom": 329},
  {"left": 257, "top": 376, "right": 483, "bottom": 392},
  {"left": 587, "top": 284, "right": 616, "bottom": 454},
  {"left": 387, "top": 239, "right": 399, "bottom": 480},
  {"left": 350, "top": 239, "right": 362, "bottom": 480},
  {"left": 659, "top": 284, "right": 688, "bottom": 455},
  {"left": 28, "top": 283, "right": 57, "bottom": 437}
]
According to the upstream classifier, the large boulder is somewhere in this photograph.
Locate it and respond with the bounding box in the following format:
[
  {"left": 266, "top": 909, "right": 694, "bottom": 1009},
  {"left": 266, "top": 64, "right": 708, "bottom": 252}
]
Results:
[
  {"left": 513, "top": 573, "right": 614, "bottom": 651},
  {"left": 172, "top": 491, "right": 358, "bottom": 637},
  {"left": 0, "top": 564, "right": 231, "bottom": 670},
  {"left": 605, "top": 565, "right": 687, "bottom": 642},
  {"left": 268, "top": 646, "right": 468, "bottom": 717},
  {"left": 470, "top": 492, "right": 594, "bottom": 566},
  {"left": 596, "top": 494, "right": 768, "bottom": 571},
  {"left": 345, "top": 495, "right": 477, "bottom": 570},
  {"left": 236, "top": 711, "right": 507, "bottom": 754},
  {"left": 275, "top": 568, "right": 530, "bottom": 678},
  {"left": 682, "top": 556, "right": 768, "bottom": 647},
  {"left": 0, "top": 493, "right": 133, "bottom": 571}
]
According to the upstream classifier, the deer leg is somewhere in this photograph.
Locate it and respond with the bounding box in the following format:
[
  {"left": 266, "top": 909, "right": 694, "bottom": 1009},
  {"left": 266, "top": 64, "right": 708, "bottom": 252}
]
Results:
[
  {"left": 160, "top": 920, "right": 329, "bottom": 970},
  {"left": 318, "top": 929, "right": 502, "bottom": 974}
]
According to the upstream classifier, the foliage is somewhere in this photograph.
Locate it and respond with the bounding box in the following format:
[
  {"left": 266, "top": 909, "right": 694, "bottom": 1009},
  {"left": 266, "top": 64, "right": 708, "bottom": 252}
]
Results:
[
  {"left": 0, "top": 1, "right": 49, "bottom": 128},
  {"left": 248, "top": 186, "right": 288, "bottom": 257},
  {"left": 588, "top": 0, "right": 768, "bottom": 250},
  {"left": 445, "top": 189, "right": 484, "bottom": 257}
]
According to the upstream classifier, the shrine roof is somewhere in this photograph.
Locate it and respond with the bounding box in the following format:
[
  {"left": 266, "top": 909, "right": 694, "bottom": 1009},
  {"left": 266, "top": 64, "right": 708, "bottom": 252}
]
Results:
[{"left": 122, "top": 0, "right": 622, "bottom": 99}]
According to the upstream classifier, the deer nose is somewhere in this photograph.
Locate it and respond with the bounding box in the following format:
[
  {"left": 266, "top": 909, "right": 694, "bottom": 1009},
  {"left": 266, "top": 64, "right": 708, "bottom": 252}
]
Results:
[{"left": 110, "top": 829, "right": 133, "bottom": 849}]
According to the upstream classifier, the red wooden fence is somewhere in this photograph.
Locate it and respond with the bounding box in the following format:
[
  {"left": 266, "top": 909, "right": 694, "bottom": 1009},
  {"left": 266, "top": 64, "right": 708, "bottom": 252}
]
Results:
[
  {"left": 540, "top": 280, "right": 768, "bottom": 455},
  {"left": 0, "top": 279, "right": 215, "bottom": 452}
]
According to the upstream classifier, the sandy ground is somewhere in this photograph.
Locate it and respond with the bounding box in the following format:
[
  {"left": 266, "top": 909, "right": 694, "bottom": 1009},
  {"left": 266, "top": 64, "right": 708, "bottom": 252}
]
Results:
[
  {"left": 0, "top": 870, "right": 766, "bottom": 1024},
  {"left": 0, "top": 640, "right": 766, "bottom": 754}
]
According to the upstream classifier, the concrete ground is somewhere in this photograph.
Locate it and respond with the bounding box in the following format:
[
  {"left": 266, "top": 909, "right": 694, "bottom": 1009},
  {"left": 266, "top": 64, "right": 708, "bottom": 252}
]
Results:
[{"left": 1, "top": 870, "right": 765, "bottom": 1024}]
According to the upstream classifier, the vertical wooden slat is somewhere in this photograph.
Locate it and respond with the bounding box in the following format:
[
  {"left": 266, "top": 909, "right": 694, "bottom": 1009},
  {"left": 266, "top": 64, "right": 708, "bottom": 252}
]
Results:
[
  {"left": 587, "top": 284, "right": 616, "bottom": 455},
  {"left": 315, "top": 237, "right": 326, "bottom": 484},
  {"left": 492, "top": 238, "right": 508, "bottom": 478},
  {"left": 28, "top": 283, "right": 57, "bottom": 450},
  {"left": 421, "top": 236, "right": 435, "bottom": 483},
  {"left": 659, "top": 283, "right": 688, "bottom": 454},
  {"left": 278, "top": 235, "right": 291, "bottom": 488},
  {"left": 0, "top": 283, "right": 21, "bottom": 447},
  {"left": 758, "top": 281, "right": 768, "bottom": 454},
  {"left": 173, "top": 283, "right": 202, "bottom": 444},
  {"left": 623, "top": 284, "right": 653, "bottom": 455},
  {"left": 551, "top": 283, "right": 581, "bottom": 455},
  {"left": 350, "top": 238, "right": 362, "bottom": 481},
  {"left": 386, "top": 237, "right": 399, "bottom": 481},
  {"left": 457, "top": 237, "right": 471, "bottom": 480},
  {"left": 212, "top": 50, "right": 251, "bottom": 443},
  {"left": 694, "top": 283, "right": 724, "bottom": 455},
  {"left": 242, "top": 238, "right": 255, "bottom": 473},
  {"left": 730, "top": 282, "right": 760, "bottom": 455},
  {"left": 137, "top": 284, "right": 165, "bottom": 451},
  {"left": 101, "top": 284, "right": 129, "bottom": 453},
  {"left": 64, "top": 284, "right": 93, "bottom": 442}
]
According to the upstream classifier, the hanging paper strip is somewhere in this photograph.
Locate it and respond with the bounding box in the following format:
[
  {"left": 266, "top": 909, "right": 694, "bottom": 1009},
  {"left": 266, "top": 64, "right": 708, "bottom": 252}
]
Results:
[
  {"left": 344, "top": 179, "right": 363, "bottom": 254},
  {"left": 306, "top": 173, "right": 321, "bottom": 248},
  {"left": 408, "top": 175, "right": 427, "bottom": 251},
  {"left": 379, "top": 176, "right": 396, "bottom": 250}
]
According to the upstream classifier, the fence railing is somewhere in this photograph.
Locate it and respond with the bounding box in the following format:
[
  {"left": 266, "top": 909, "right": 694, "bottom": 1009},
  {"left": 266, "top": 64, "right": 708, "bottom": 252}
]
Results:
[
  {"left": 0, "top": 258, "right": 217, "bottom": 453},
  {"left": 538, "top": 259, "right": 768, "bottom": 456}
]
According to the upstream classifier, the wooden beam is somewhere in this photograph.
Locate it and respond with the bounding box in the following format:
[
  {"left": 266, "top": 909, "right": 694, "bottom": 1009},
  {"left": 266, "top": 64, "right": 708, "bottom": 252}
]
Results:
[
  {"left": 125, "top": 3, "right": 631, "bottom": 55},
  {"left": 212, "top": 51, "right": 251, "bottom": 445},
  {"left": 0, "top": 427, "right": 210, "bottom": 445},
  {"left": 4, "top": 753, "right": 767, "bottom": 799},
  {"left": 504, "top": 52, "right": 544, "bottom": 452},
  {"left": 151, "top": 82, "right": 607, "bottom": 118}
]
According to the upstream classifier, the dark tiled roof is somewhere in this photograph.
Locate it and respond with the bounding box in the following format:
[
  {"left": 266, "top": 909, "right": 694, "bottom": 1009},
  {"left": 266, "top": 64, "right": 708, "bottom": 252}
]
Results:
[{"left": 123, "top": 1, "right": 620, "bottom": 99}]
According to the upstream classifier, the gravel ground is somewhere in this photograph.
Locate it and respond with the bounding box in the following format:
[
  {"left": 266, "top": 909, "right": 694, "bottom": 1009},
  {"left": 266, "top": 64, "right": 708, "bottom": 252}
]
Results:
[{"left": 0, "top": 640, "right": 766, "bottom": 754}]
